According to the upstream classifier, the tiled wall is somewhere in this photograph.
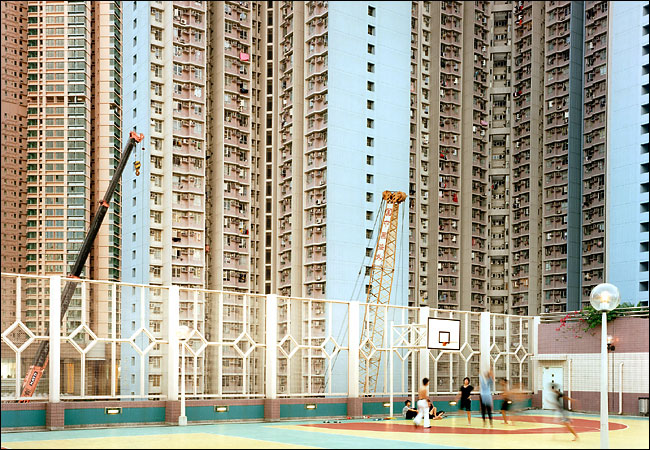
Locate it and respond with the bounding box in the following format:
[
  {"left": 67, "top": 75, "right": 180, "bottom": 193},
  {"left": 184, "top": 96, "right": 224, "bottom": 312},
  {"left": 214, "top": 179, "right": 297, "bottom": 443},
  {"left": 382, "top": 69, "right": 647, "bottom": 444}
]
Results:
[{"left": 535, "top": 317, "right": 649, "bottom": 414}]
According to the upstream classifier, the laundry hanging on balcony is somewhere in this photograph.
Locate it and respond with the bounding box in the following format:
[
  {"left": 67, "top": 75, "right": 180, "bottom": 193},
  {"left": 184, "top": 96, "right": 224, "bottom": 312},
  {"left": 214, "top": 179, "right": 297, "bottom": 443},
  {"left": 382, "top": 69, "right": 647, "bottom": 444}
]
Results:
[{"left": 239, "top": 52, "right": 250, "bottom": 61}]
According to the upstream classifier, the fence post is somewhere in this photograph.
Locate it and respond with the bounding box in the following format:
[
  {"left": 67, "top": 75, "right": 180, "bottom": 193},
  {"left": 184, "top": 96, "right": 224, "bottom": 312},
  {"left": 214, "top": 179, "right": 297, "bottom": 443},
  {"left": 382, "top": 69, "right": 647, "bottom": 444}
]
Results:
[
  {"left": 418, "top": 307, "right": 429, "bottom": 387},
  {"left": 348, "top": 301, "right": 360, "bottom": 398},
  {"left": 531, "top": 316, "right": 540, "bottom": 395},
  {"left": 265, "top": 294, "right": 278, "bottom": 399},
  {"left": 166, "top": 285, "right": 180, "bottom": 401},
  {"left": 49, "top": 276, "right": 61, "bottom": 403},
  {"left": 480, "top": 311, "right": 490, "bottom": 374}
]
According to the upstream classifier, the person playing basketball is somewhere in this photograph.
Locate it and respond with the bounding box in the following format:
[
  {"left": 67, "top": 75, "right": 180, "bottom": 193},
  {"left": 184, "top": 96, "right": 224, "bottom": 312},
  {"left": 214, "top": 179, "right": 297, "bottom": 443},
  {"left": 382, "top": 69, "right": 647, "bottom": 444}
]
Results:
[
  {"left": 456, "top": 376, "right": 474, "bottom": 425},
  {"left": 413, "top": 378, "right": 431, "bottom": 429}
]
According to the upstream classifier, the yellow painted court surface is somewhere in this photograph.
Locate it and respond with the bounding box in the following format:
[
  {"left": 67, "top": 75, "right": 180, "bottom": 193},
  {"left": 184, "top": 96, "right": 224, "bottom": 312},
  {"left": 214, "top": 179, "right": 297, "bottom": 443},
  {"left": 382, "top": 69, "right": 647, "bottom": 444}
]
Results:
[{"left": 2, "top": 433, "right": 314, "bottom": 449}]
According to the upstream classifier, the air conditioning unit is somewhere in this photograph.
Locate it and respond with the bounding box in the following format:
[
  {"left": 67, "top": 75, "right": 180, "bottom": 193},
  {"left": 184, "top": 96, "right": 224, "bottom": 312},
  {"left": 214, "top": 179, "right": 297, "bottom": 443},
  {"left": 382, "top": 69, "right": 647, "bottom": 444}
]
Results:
[
  {"left": 316, "top": 218, "right": 322, "bottom": 224},
  {"left": 182, "top": 138, "right": 189, "bottom": 144},
  {"left": 316, "top": 199, "right": 321, "bottom": 205},
  {"left": 319, "top": 180, "right": 324, "bottom": 185},
  {"left": 180, "top": 19, "right": 187, "bottom": 25},
  {"left": 181, "top": 267, "right": 188, "bottom": 272},
  {"left": 316, "top": 276, "right": 322, "bottom": 281}
]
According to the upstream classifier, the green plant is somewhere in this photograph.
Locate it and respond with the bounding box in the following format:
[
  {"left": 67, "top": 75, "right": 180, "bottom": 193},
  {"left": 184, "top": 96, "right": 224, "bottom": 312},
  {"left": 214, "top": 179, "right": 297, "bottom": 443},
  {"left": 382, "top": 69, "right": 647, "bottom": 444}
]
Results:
[
  {"left": 554, "top": 302, "right": 635, "bottom": 340},
  {"left": 579, "top": 302, "right": 634, "bottom": 330}
]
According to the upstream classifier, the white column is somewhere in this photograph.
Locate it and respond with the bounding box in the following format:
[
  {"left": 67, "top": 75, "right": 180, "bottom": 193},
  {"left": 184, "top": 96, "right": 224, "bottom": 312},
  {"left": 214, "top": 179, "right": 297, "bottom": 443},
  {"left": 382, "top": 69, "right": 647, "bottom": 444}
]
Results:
[
  {"left": 348, "top": 301, "right": 360, "bottom": 398},
  {"left": 166, "top": 285, "right": 180, "bottom": 401},
  {"left": 49, "top": 276, "right": 61, "bottom": 403},
  {"left": 418, "top": 307, "right": 429, "bottom": 389},
  {"left": 479, "top": 312, "right": 490, "bottom": 375},
  {"left": 531, "top": 316, "right": 540, "bottom": 393},
  {"left": 265, "top": 294, "right": 278, "bottom": 399},
  {"left": 601, "top": 312, "right": 609, "bottom": 449},
  {"left": 389, "top": 321, "right": 394, "bottom": 417},
  {"left": 179, "top": 342, "right": 187, "bottom": 426}
]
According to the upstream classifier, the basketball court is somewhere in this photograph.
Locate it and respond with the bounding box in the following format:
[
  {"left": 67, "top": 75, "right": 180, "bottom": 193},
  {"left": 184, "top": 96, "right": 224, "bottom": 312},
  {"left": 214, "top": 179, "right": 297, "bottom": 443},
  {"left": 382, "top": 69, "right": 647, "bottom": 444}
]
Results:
[{"left": 1, "top": 410, "right": 647, "bottom": 449}]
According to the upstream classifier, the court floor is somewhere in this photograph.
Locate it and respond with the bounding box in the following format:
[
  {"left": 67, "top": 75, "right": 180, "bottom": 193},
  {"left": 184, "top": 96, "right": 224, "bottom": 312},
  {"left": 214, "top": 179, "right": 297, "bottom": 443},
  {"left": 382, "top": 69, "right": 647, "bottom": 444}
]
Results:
[{"left": 1, "top": 410, "right": 648, "bottom": 449}]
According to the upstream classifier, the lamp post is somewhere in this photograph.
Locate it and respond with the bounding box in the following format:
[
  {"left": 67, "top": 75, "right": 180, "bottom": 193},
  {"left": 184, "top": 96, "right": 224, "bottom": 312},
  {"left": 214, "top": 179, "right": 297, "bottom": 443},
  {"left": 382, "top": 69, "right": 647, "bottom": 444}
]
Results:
[
  {"left": 589, "top": 283, "right": 620, "bottom": 449},
  {"left": 176, "top": 325, "right": 193, "bottom": 426}
]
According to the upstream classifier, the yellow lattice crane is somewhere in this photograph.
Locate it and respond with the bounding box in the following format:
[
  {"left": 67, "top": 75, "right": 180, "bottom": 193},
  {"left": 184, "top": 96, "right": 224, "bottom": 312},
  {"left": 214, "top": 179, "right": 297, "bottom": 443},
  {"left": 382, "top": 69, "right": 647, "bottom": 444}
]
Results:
[{"left": 359, "top": 190, "right": 407, "bottom": 394}]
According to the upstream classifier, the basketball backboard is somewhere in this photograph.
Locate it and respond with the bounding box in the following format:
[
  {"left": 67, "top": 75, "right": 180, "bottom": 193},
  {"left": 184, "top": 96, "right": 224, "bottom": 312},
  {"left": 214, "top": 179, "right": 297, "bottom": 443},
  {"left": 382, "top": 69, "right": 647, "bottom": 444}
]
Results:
[{"left": 427, "top": 317, "right": 460, "bottom": 350}]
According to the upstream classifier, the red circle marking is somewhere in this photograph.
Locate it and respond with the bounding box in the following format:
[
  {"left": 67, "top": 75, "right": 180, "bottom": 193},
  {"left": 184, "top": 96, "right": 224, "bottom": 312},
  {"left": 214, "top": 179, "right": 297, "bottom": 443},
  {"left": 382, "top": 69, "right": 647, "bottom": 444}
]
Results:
[{"left": 303, "top": 415, "right": 627, "bottom": 435}]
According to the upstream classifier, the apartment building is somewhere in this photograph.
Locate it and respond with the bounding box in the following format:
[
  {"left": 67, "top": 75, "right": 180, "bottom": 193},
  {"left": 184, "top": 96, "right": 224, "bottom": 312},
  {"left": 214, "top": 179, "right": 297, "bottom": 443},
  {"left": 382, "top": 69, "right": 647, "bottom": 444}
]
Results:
[
  {"left": 409, "top": 1, "right": 490, "bottom": 312},
  {"left": 407, "top": 0, "right": 649, "bottom": 315},
  {"left": 205, "top": 0, "right": 264, "bottom": 397},
  {"left": 607, "top": 1, "right": 650, "bottom": 307},
  {"left": 122, "top": 0, "right": 207, "bottom": 397},
  {"left": 15, "top": 0, "right": 123, "bottom": 396},
  {"left": 1, "top": 1, "right": 27, "bottom": 333}
]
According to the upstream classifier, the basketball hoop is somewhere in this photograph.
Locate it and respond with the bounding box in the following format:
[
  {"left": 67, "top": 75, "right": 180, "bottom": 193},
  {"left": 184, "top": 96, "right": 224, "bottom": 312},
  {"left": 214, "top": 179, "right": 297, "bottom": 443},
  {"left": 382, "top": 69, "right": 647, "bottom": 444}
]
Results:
[{"left": 441, "top": 341, "right": 449, "bottom": 347}]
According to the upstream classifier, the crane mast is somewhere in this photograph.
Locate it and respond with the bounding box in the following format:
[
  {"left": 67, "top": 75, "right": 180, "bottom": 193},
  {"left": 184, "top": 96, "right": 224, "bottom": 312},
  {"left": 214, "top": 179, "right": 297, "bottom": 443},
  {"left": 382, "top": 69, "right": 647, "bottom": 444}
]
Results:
[
  {"left": 19, "top": 131, "right": 144, "bottom": 401},
  {"left": 359, "top": 190, "right": 407, "bottom": 394}
]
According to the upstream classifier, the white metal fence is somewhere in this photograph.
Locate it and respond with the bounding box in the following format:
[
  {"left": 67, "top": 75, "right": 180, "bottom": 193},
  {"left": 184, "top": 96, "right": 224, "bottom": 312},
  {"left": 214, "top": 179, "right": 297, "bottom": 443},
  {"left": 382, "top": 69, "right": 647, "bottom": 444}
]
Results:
[{"left": 0, "top": 273, "right": 535, "bottom": 402}]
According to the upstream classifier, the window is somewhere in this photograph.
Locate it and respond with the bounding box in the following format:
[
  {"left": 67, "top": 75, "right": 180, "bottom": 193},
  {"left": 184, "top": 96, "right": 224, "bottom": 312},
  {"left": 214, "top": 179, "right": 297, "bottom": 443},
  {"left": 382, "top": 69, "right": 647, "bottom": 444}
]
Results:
[
  {"left": 367, "top": 155, "right": 374, "bottom": 165},
  {"left": 367, "top": 100, "right": 374, "bottom": 110},
  {"left": 133, "top": 36, "right": 137, "bottom": 47},
  {"left": 367, "top": 81, "right": 375, "bottom": 91},
  {"left": 367, "top": 137, "right": 374, "bottom": 147},
  {"left": 366, "top": 192, "right": 374, "bottom": 202},
  {"left": 367, "top": 62, "right": 375, "bottom": 73},
  {"left": 366, "top": 174, "right": 374, "bottom": 184},
  {"left": 368, "top": 5, "right": 376, "bottom": 16},
  {"left": 367, "top": 119, "right": 374, "bottom": 128},
  {"left": 368, "top": 25, "right": 375, "bottom": 36},
  {"left": 133, "top": 55, "right": 137, "bottom": 65},
  {"left": 366, "top": 211, "right": 373, "bottom": 220},
  {"left": 368, "top": 44, "right": 375, "bottom": 54},
  {"left": 133, "top": 18, "right": 137, "bottom": 28}
]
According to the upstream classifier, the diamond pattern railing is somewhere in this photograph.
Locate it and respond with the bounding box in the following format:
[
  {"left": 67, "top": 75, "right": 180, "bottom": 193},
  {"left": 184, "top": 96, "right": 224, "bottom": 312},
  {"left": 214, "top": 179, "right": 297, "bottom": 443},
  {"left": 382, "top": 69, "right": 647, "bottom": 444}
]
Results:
[{"left": 1, "top": 273, "right": 535, "bottom": 402}]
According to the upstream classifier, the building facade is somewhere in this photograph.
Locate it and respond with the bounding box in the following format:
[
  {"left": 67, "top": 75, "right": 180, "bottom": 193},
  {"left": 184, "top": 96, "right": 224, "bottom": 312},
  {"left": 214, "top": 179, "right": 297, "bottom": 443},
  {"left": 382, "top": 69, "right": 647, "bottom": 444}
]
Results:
[
  {"left": 1, "top": 1, "right": 28, "bottom": 333},
  {"left": 121, "top": 0, "right": 207, "bottom": 397}
]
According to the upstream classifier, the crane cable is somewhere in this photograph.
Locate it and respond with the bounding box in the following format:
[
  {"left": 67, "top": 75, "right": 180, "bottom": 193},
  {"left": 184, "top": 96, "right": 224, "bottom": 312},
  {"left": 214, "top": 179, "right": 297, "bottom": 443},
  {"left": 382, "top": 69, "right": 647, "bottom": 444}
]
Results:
[{"left": 324, "top": 198, "right": 385, "bottom": 390}]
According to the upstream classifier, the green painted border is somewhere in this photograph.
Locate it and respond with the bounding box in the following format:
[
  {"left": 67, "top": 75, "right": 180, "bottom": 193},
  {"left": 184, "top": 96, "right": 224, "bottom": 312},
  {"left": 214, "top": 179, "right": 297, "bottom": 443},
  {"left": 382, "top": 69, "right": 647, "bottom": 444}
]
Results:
[
  {"left": 363, "top": 402, "right": 392, "bottom": 416},
  {"left": 280, "top": 403, "right": 347, "bottom": 418},
  {"left": 64, "top": 407, "right": 165, "bottom": 426},
  {"left": 0, "top": 409, "right": 46, "bottom": 428},
  {"left": 186, "top": 404, "right": 264, "bottom": 422}
]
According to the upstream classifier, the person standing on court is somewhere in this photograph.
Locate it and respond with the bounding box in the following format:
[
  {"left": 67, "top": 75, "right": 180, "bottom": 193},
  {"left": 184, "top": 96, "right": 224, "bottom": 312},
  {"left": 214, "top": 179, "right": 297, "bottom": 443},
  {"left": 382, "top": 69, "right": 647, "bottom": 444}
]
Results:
[
  {"left": 413, "top": 377, "right": 431, "bottom": 429},
  {"left": 456, "top": 376, "right": 474, "bottom": 425},
  {"left": 479, "top": 368, "right": 494, "bottom": 427}
]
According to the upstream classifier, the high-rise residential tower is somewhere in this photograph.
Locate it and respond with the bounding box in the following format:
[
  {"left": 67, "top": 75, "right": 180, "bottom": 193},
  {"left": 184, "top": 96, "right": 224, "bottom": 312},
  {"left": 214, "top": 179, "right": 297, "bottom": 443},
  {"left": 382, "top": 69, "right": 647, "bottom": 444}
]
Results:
[
  {"left": 122, "top": 0, "right": 207, "bottom": 397},
  {"left": 23, "top": 0, "right": 123, "bottom": 332},
  {"left": 1, "top": 1, "right": 28, "bottom": 332}
]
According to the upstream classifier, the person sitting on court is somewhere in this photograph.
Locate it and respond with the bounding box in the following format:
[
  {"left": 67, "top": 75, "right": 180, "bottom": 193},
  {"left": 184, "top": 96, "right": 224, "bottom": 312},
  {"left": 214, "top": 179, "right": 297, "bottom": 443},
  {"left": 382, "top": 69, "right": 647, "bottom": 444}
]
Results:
[
  {"left": 402, "top": 399, "right": 418, "bottom": 420},
  {"left": 427, "top": 398, "right": 445, "bottom": 420}
]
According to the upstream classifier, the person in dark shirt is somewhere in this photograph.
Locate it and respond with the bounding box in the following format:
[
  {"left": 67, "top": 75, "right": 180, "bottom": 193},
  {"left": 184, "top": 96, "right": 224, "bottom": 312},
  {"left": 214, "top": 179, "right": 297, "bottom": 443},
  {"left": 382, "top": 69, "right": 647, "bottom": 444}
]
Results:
[
  {"left": 456, "top": 376, "right": 474, "bottom": 425},
  {"left": 499, "top": 378, "right": 513, "bottom": 425},
  {"left": 552, "top": 387, "right": 579, "bottom": 441}
]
